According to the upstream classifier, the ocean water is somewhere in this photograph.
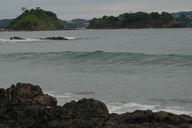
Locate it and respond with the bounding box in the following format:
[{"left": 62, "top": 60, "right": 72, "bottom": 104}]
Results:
[{"left": 0, "top": 29, "right": 192, "bottom": 116}]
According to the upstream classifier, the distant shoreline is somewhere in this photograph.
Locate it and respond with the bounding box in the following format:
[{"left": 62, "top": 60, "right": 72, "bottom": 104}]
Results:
[{"left": 0, "top": 27, "right": 192, "bottom": 32}]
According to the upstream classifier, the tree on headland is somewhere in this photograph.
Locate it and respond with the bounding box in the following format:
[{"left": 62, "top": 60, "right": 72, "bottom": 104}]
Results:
[
  {"left": 36, "top": 7, "right": 41, "bottom": 10},
  {"left": 21, "top": 7, "right": 27, "bottom": 12},
  {"left": 36, "top": 7, "right": 42, "bottom": 11}
]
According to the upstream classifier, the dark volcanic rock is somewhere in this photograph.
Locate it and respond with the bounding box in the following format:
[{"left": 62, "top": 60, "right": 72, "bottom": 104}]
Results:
[
  {"left": 63, "top": 98, "right": 109, "bottom": 120},
  {"left": 0, "top": 83, "right": 192, "bottom": 128},
  {"left": 40, "top": 36, "right": 68, "bottom": 40},
  {"left": 1, "top": 83, "right": 57, "bottom": 106},
  {"left": 107, "top": 110, "right": 192, "bottom": 128},
  {"left": 10, "top": 36, "right": 25, "bottom": 40},
  {"left": 35, "top": 94, "right": 57, "bottom": 106},
  {"left": 0, "top": 88, "right": 8, "bottom": 104}
]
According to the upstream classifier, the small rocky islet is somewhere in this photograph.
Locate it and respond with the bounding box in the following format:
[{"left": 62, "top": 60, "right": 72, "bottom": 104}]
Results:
[
  {"left": 0, "top": 83, "right": 192, "bottom": 128},
  {"left": 6, "top": 8, "right": 64, "bottom": 31},
  {"left": 10, "top": 36, "right": 69, "bottom": 40}
]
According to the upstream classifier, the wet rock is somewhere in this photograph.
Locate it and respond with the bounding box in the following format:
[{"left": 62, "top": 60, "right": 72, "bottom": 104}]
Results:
[
  {"left": 0, "top": 84, "right": 192, "bottom": 128},
  {"left": 2, "top": 83, "right": 57, "bottom": 106},
  {"left": 0, "top": 88, "right": 8, "bottom": 104},
  {"left": 40, "top": 36, "right": 68, "bottom": 40},
  {"left": 36, "top": 94, "right": 57, "bottom": 106},
  {"left": 10, "top": 36, "right": 25, "bottom": 40},
  {"left": 43, "top": 98, "right": 109, "bottom": 128},
  {"left": 63, "top": 98, "right": 109, "bottom": 120},
  {"left": 107, "top": 110, "right": 192, "bottom": 128}
]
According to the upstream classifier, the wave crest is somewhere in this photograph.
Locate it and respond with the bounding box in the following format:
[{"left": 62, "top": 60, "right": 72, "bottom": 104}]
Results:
[{"left": 0, "top": 51, "right": 192, "bottom": 66}]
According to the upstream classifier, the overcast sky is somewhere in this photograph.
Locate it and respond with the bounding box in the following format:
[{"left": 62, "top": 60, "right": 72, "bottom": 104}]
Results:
[{"left": 0, "top": 0, "right": 191, "bottom": 20}]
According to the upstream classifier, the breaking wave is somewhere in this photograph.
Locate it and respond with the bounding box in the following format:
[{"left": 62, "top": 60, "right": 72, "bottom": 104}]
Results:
[
  {"left": 0, "top": 51, "right": 192, "bottom": 66},
  {"left": 0, "top": 36, "right": 77, "bottom": 44},
  {"left": 45, "top": 90, "right": 192, "bottom": 116},
  {"left": 107, "top": 102, "right": 192, "bottom": 116},
  {"left": 0, "top": 38, "right": 43, "bottom": 44}
]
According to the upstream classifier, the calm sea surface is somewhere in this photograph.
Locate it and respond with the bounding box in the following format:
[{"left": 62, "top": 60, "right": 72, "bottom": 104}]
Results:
[{"left": 0, "top": 29, "right": 192, "bottom": 115}]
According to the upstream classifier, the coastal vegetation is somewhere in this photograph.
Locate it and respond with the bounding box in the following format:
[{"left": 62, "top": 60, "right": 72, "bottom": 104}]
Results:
[
  {"left": 7, "top": 7, "right": 64, "bottom": 30},
  {"left": 88, "top": 12, "right": 184, "bottom": 29},
  {"left": 174, "top": 14, "right": 192, "bottom": 27},
  {"left": 0, "top": 9, "right": 191, "bottom": 30}
]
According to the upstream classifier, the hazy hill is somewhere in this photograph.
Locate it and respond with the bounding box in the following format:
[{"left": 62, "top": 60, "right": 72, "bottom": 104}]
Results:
[
  {"left": 71, "top": 19, "right": 88, "bottom": 23},
  {"left": 7, "top": 8, "right": 64, "bottom": 31},
  {"left": 171, "top": 11, "right": 192, "bottom": 17},
  {"left": 0, "top": 19, "right": 13, "bottom": 29},
  {"left": 171, "top": 11, "right": 192, "bottom": 27}
]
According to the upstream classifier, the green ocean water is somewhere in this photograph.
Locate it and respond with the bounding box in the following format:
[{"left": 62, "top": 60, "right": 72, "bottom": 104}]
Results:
[{"left": 0, "top": 29, "right": 192, "bottom": 115}]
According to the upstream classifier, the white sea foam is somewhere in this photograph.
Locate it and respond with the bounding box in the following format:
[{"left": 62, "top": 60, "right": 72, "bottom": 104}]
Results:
[
  {"left": 107, "top": 102, "right": 192, "bottom": 116},
  {"left": 44, "top": 91, "right": 85, "bottom": 105},
  {"left": 64, "top": 37, "right": 78, "bottom": 40},
  {"left": 45, "top": 91, "right": 72, "bottom": 98},
  {"left": 43, "top": 90, "right": 192, "bottom": 116},
  {"left": 107, "top": 102, "right": 158, "bottom": 114},
  {"left": 0, "top": 38, "right": 42, "bottom": 43},
  {"left": 0, "top": 37, "right": 77, "bottom": 43}
]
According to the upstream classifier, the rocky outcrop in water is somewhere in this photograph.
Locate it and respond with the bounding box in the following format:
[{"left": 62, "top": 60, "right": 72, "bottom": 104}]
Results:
[
  {"left": 0, "top": 83, "right": 192, "bottom": 128},
  {"left": 0, "top": 83, "right": 57, "bottom": 106},
  {"left": 40, "top": 36, "right": 68, "bottom": 40},
  {"left": 9, "top": 36, "right": 69, "bottom": 40},
  {"left": 10, "top": 36, "right": 25, "bottom": 40}
]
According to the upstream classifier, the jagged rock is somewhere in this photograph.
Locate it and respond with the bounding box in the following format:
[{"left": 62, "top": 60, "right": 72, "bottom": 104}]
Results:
[
  {"left": 1, "top": 83, "right": 57, "bottom": 106},
  {"left": 0, "top": 88, "right": 8, "bottom": 104},
  {"left": 10, "top": 36, "right": 25, "bottom": 40},
  {"left": 40, "top": 36, "right": 68, "bottom": 40},
  {"left": 63, "top": 98, "right": 109, "bottom": 120},
  {"left": 36, "top": 94, "right": 57, "bottom": 106},
  {"left": 107, "top": 110, "right": 192, "bottom": 128},
  {"left": 0, "top": 84, "right": 192, "bottom": 128}
]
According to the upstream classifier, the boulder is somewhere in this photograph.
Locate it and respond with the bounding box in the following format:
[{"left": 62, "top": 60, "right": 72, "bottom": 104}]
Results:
[
  {"left": 43, "top": 98, "right": 109, "bottom": 128},
  {"left": 0, "top": 84, "right": 192, "bottom": 128},
  {"left": 36, "top": 94, "right": 57, "bottom": 106},
  {"left": 10, "top": 36, "right": 25, "bottom": 40},
  {"left": 107, "top": 110, "right": 192, "bottom": 128},
  {"left": 2, "top": 83, "right": 57, "bottom": 106},
  {"left": 0, "top": 88, "right": 8, "bottom": 104},
  {"left": 40, "top": 36, "right": 68, "bottom": 40},
  {"left": 63, "top": 98, "right": 109, "bottom": 120}
]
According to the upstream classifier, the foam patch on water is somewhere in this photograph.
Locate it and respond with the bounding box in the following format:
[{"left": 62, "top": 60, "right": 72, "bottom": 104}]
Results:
[
  {"left": 64, "top": 37, "right": 78, "bottom": 40},
  {"left": 0, "top": 38, "right": 43, "bottom": 43},
  {"left": 0, "top": 37, "right": 77, "bottom": 44},
  {"left": 44, "top": 90, "right": 192, "bottom": 116},
  {"left": 107, "top": 102, "right": 192, "bottom": 116},
  {"left": 107, "top": 102, "right": 157, "bottom": 114}
]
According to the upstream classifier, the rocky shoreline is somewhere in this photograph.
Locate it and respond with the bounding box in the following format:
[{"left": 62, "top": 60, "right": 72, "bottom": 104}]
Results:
[{"left": 0, "top": 83, "right": 192, "bottom": 128}]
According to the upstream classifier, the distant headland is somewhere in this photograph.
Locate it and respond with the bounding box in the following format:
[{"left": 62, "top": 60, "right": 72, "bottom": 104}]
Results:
[
  {"left": 0, "top": 7, "right": 191, "bottom": 31},
  {"left": 6, "top": 7, "right": 64, "bottom": 31},
  {"left": 88, "top": 12, "right": 191, "bottom": 29}
]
